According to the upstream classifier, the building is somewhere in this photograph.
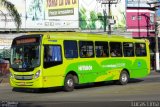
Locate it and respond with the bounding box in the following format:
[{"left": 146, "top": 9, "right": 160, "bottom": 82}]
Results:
[
  {"left": 126, "top": 0, "right": 157, "bottom": 69},
  {"left": 126, "top": 0, "right": 156, "bottom": 37},
  {"left": 126, "top": 8, "right": 155, "bottom": 38}
]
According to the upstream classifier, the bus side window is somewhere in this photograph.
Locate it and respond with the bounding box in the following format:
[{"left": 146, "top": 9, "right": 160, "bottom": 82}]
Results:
[
  {"left": 110, "top": 42, "right": 122, "bottom": 57},
  {"left": 64, "top": 40, "right": 78, "bottom": 58},
  {"left": 44, "top": 45, "right": 62, "bottom": 68},
  {"left": 123, "top": 42, "right": 134, "bottom": 57},
  {"left": 135, "top": 43, "right": 147, "bottom": 57},
  {"left": 95, "top": 41, "right": 109, "bottom": 57},
  {"left": 79, "top": 41, "right": 94, "bottom": 58}
]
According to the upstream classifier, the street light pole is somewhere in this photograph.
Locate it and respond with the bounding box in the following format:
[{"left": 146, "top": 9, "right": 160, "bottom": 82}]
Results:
[
  {"left": 155, "top": 22, "right": 160, "bottom": 71},
  {"left": 147, "top": 1, "right": 160, "bottom": 71}
]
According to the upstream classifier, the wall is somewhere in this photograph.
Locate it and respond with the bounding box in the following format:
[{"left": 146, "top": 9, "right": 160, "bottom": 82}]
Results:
[{"left": 126, "top": 9, "right": 155, "bottom": 37}]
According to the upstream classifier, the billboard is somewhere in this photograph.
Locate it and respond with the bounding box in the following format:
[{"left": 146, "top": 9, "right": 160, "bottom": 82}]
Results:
[
  {"left": 0, "top": 0, "right": 126, "bottom": 31},
  {"left": 126, "top": 0, "right": 151, "bottom": 7},
  {"left": 79, "top": 0, "right": 126, "bottom": 30},
  {"left": 0, "top": 0, "right": 79, "bottom": 30}
]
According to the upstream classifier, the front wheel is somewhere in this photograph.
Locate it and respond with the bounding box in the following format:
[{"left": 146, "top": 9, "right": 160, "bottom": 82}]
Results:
[
  {"left": 63, "top": 74, "right": 75, "bottom": 92},
  {"left": 118, "top": 70, "right": 129, "bottom": 85}
]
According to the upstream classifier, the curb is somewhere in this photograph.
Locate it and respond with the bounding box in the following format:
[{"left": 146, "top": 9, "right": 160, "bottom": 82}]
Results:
[
  {"left": 0, "top": 82, "right": 10, "bottom": 87},
  {"left": 0, "top": 77, "right": 9, "bottom": 84}
]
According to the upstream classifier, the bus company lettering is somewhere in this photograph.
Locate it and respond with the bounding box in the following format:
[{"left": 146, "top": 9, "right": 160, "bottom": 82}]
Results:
[
  {"left": 102, "top": 63, "right": 125, "bottom": 68},
  {"left": 47, "top": 0, "right": 77, "bottom": 7},
  {"left": 78, "top": 65, "right": 93, "bottom": 71}
]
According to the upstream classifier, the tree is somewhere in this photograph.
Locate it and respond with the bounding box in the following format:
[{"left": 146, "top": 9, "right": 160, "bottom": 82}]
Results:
[{"left": 0, "top": 0, "right": 21, "bottom": 31}]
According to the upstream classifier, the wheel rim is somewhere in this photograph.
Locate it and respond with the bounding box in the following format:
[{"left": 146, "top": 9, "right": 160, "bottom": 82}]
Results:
[
  {"left": 67, "top": 78, "right": 73, "bottom": 87},
  {"left": 121, "top": 73, "right": 127, "bottom": 82}
]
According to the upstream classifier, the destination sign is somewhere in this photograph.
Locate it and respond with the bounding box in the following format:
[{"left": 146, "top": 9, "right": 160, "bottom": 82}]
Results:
[{"left": 16, "top": 38, "right": 37, "bottom": 45}]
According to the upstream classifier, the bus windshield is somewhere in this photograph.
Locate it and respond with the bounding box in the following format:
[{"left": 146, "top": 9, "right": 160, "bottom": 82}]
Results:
[{"left": 11, "top": 44, "right": 40, "bottom": 69}]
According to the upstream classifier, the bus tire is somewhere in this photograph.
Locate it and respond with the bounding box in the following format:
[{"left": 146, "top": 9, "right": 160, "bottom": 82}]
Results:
[
  {"left": 118, "top": 70, "right": 129, "bottom": 85},
  {"left": 63, "top": 74, "right": 75, "bottom": 92}
]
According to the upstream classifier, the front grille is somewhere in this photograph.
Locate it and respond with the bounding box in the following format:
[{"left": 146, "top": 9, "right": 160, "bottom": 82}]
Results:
[
  {"left": 14, "top": 75, "right": 33, "bottom": 80},
  {"left": 16, "top": 82, "right": 33, "bottom": 86}
]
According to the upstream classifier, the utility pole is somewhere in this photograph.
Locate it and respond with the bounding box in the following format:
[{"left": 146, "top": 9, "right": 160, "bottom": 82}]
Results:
[
  {"left": 98, "top": 9, "right": 107, "bottom": 32},
  {"left": 97, "top": 0, "right": 119, "bottom": 35},
  {"left": 108, "top": 1, "right": 111, "bottom": 34},
  {"left": 147, "top": 1, "right": 160, "bottom": 71},
  {"left": 103, "top": 6, "right": 107, "bottom": 32}
]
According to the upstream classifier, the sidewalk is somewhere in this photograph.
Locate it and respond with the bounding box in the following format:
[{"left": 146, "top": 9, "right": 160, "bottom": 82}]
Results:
[
  {"left": 0, "top": 74, "right": 9, "bottom": 84},
  {"left": 150, "top": 70, "right": 160, "bottom": 75}
]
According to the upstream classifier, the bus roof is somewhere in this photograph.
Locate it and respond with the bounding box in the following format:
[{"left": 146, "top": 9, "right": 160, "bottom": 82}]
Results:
[{"left": 26, "top": 32, "right": 148, "bottom": 43}]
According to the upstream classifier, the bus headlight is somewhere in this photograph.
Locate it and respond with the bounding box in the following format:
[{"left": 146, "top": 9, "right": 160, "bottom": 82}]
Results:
[
  {"left": 10, "top": 73, "right": 14, "bottom": 79},
  {"left": 35, "top": 70, "right": 41, "bottom": 79}
]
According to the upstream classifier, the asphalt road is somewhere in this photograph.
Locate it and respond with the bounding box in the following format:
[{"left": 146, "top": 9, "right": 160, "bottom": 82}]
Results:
[{"left": 0, "top": 71, "right": 160, "bottom": 107}]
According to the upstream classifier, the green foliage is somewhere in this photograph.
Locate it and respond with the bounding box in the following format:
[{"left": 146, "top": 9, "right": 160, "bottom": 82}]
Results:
[
  {"left": 0, "top": 49, "right": 10, "bottom": 59},
  {"left": 0, "top": 0, "right": 21, "bottom": 31},
  {"left": 89, "top": 11, "right": 97, "bottom": 29},
  {"left": 114, "top": 11, "right": 126, "bottom": 30},
  {"left": 79, "top": 7, "right": 87, "bottom": 30},
  {"left": 97, "top": 12, "right": 107, "bottom": 29},
  {"left": 79, "top": 6, "right": 110, "bottom": 30}
]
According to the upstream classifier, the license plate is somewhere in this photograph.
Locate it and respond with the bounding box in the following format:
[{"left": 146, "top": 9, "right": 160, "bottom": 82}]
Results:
[{"left": 19, "top": 82, "right": 25, "bottom": 85}]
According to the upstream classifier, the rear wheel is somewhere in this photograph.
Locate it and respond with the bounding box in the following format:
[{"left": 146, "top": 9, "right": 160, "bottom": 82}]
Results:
[
  {"left": 118, "top": 70, "right": 129, "bottom": 85},
  {"left": 63, "top": 74, "right": 75, "bottom": 92}
]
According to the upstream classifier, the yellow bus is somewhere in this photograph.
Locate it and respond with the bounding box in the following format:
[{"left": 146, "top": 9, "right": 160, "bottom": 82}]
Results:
[{"left": 10, "top": 32, "right": 150, "bottom": 91}]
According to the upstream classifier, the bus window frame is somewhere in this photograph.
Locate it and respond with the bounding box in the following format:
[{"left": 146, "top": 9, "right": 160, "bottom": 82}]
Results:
[
  {"left": 135, "top": 42, "right": 147, "bottom": 57},
  {"left": 109, "top": 42, "right": 122, "bottom": 57},
  {"left": 63, "top": 40, "right": 78, "bottom": 59},
  {"left": 95, "top": 41, "right": 109, "bottom": 58},
  {"left": 79, "top": 41, "right": 95, "bottom": 58},
  {"left": 123, "top": 42, "right": 135, "bottom": 57},
  {"left": 43, "top": 45, "right": 63, "bottom": 69}
]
